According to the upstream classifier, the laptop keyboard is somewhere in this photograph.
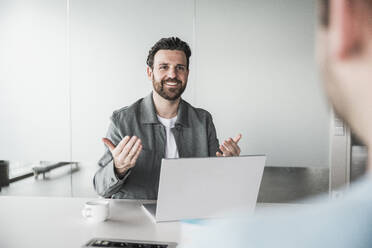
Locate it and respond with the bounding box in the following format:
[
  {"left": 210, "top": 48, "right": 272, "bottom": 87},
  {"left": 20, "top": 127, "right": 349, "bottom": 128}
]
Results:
[{"left": 85, "top": 238, "right": 170, "bottom": 248}]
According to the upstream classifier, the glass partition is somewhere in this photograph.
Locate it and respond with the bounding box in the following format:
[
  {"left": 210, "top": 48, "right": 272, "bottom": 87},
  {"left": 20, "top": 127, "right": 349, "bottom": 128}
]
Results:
[{"left": 0, "top": 0, "right": 332, "bottom": 200}]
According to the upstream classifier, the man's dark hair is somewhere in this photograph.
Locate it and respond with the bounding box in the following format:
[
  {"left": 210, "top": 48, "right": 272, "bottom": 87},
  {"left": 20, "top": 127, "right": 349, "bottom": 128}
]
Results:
[
  {"left": 146, "top": 37, "right": 192, "bottom": 69},
  {"left": 319, "top": 0, "right": 330, "bottom": 27},
  {"left": 319, "top": 0, "right": 372, "bottom": 27}
]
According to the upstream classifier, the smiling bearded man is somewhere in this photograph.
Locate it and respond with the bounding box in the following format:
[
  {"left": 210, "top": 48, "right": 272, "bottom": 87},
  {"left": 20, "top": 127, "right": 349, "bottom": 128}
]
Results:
[{"left": 94, "top": 37, "right": 242, "bottom": 200}]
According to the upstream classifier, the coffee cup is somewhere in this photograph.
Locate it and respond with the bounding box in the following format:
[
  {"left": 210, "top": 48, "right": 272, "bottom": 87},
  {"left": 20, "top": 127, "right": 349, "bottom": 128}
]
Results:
[{"left": 82, "top": 200, "right": 110, "bottom": 222}]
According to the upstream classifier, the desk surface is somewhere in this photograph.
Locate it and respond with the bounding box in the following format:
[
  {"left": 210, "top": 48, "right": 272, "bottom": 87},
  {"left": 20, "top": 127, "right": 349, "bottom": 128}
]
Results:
[
  {"left": 0, "top": 196, "right": 181, "bottom": 248},
  {"left": 0, "top": 196, "right": 307, "bottom": 248}
]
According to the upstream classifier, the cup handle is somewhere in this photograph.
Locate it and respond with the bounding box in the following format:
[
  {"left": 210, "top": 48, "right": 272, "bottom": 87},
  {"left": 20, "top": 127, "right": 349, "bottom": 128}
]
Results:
[{"left": 82, "top": 207, "right": 92, "bottom": 218}]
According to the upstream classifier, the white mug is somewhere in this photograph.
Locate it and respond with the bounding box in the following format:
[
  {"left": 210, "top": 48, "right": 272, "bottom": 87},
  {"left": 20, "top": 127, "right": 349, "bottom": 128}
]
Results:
[{"left": 82, "top": 200, "right": 110, "bottom": 222}]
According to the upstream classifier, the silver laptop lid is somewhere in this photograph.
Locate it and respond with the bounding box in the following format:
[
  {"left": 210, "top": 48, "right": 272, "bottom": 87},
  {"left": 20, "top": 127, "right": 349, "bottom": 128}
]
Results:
[{"left": 155, "top": 155, "right": 265, "bottom": 222}]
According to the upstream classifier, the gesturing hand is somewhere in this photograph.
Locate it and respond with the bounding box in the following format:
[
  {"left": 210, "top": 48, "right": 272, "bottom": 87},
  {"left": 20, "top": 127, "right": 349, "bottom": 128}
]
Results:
[
  {"left": 102, "top": 136, "right": 143, "bottom": 175},
  {"left": 216, "top": 134, "right": 242, "bottom": 157}
]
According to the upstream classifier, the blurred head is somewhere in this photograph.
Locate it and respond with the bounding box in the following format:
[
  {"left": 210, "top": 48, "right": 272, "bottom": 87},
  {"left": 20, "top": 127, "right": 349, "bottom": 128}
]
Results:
[
  {"left": 146, "top": 37, "right": 191, "bottom": 101},
  {"left": 317, "top": 0, "right": 372, "bottom": 146}
]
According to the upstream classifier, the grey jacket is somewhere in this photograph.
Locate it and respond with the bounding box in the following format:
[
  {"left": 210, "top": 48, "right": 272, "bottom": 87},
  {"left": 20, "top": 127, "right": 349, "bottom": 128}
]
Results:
[{"left": 93, "top": 92, "right": 220, "bottom": 199}]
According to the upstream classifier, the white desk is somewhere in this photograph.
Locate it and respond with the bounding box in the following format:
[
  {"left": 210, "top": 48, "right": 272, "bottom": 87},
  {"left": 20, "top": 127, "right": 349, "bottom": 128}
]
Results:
[
  {"left": 0, "top": 196, "right": 181, "bottom": 248},
  {"left": 0, "top": 196, "right": 309, "bottom": 248}
]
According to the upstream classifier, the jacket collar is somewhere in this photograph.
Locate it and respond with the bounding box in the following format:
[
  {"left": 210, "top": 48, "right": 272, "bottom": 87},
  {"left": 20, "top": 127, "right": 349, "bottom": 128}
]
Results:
[
  {"left": 175, "top": 97, "right": 189, "bottom": 128},
  {"left": 140, "top": 92, "right": 189, "bottom": 127}
]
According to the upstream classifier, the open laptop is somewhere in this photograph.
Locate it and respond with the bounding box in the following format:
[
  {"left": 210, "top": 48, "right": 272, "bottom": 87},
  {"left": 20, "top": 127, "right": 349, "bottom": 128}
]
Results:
[{"left": 142, "top": 155, "right": 266, "bottom": 222}]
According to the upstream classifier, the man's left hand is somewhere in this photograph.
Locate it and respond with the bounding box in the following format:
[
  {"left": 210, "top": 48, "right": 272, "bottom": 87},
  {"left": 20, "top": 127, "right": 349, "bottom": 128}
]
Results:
[{"left": 216, "top": 133, "right": 242, "bottom": 157}]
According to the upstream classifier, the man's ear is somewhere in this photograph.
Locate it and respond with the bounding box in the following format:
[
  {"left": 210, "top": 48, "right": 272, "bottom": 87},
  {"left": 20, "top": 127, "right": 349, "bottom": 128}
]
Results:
[
  {"left": 146, "top": 66, "right": 153, "bottom": 81},
  {"left": 330, "top": 0, "right": 361, "bottom": 59}
]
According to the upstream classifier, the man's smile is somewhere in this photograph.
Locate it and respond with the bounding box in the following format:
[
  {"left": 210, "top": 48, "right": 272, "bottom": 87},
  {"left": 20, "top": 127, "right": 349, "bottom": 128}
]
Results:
[{"left": 164, "top": 82, "right": 179, "bottom": 87}]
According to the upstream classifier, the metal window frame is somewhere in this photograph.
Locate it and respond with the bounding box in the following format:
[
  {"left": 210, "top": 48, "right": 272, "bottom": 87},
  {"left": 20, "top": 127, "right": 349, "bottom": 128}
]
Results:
[{"left": 329, "top": 110, "right": 351, "bottom": 197}]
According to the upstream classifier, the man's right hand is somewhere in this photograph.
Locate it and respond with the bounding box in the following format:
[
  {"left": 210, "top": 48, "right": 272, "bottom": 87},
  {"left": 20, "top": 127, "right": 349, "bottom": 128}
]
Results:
[{"left": 102, "top": 136, "right": 143, "bottom": 176}]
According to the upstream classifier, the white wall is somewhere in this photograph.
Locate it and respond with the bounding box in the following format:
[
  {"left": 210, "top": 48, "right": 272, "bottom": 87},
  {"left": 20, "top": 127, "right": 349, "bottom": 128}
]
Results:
[
  {"left": 195, "top": 0, "right": 330, "bottom": 167},
  {"left": 0, "top": 0, "right": 330, "bottom": 168},
  {"left": 69, "top": 0, "right": 195, "bottom": 162},
  {"left": 0, "top": 0, "right": 70, "bottom": 162}
]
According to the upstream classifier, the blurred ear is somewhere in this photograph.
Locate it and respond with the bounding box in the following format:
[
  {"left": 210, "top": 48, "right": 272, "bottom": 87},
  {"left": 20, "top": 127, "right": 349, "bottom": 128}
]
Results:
[
  {"left": 146, "top": 66, "right": 153, "bottom": 81},
  {"left": 329, "top": 0, "right": 361, "bottom": 59}
]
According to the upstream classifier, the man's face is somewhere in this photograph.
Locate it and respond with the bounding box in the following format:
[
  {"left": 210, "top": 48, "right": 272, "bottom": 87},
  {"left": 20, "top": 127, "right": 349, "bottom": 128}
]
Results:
[
  {"left": 316, "top": 1, "right": 346, "bottom": 118},
  {"left": 316, "top": 0, "right": 372, "bottom": 144},
  {"left": 148, "top": 49, "right": 189, "bottom": 101},
  {"left": 316, "top": 17, "right": 357, "bottom": 133}
]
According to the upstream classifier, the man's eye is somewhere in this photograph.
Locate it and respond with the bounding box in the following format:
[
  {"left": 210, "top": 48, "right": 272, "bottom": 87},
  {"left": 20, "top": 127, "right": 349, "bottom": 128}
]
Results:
[
  {"left": 159, "top": 65, "right": 168, "bottom": 70},
  {"left": 176, "top": 66, "right": 185, "bottom": 71}
]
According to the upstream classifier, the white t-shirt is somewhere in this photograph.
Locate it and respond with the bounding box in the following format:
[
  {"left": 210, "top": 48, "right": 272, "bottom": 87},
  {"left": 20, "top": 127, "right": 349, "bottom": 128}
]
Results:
[{"left": 157, "top": 115, "right": 179, "bottom": 159}]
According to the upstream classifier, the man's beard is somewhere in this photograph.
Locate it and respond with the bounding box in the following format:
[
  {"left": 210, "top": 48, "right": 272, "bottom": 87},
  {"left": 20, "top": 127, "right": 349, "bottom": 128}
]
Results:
[{"left": 152, "top": 77, "right": 186, "bottom": 101}]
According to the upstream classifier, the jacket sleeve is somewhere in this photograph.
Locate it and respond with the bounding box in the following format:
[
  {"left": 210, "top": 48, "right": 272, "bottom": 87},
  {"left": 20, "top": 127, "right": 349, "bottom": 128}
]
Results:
[
  {"left": 206, "top": 113, "right": 220, "bottom": 157},
  {"left": 93, "top": 114, "right": 130, "bottom": 198}
]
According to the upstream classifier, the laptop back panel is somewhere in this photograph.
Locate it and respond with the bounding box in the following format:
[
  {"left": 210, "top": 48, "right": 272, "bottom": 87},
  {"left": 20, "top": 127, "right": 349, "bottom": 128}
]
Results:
[{"left": 155, "top": 155, "right": 265, "bottom": 222}]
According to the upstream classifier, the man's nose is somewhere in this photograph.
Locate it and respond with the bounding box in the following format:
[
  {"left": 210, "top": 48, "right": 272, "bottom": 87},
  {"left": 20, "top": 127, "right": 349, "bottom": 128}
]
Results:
[{"left": 167, "top": 67, "right": 177, "bottom": 78}]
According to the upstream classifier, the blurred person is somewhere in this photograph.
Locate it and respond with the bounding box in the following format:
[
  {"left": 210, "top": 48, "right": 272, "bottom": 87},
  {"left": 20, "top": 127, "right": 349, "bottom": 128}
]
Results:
[
  {"left": 94, "top": 37, "right": 242, "bottom": 199},
  {"left": 183, "top": 0, "right": 372, "bottom": 247}
]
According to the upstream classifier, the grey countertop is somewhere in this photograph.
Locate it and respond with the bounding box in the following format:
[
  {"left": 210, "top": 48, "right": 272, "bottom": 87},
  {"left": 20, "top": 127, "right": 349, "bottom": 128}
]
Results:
[
  {"left": 1, "top": 162, "right": 331, "bottom": 203},
  {"left": 258, "top": 166, "right": 329, "bottom": 203}
]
